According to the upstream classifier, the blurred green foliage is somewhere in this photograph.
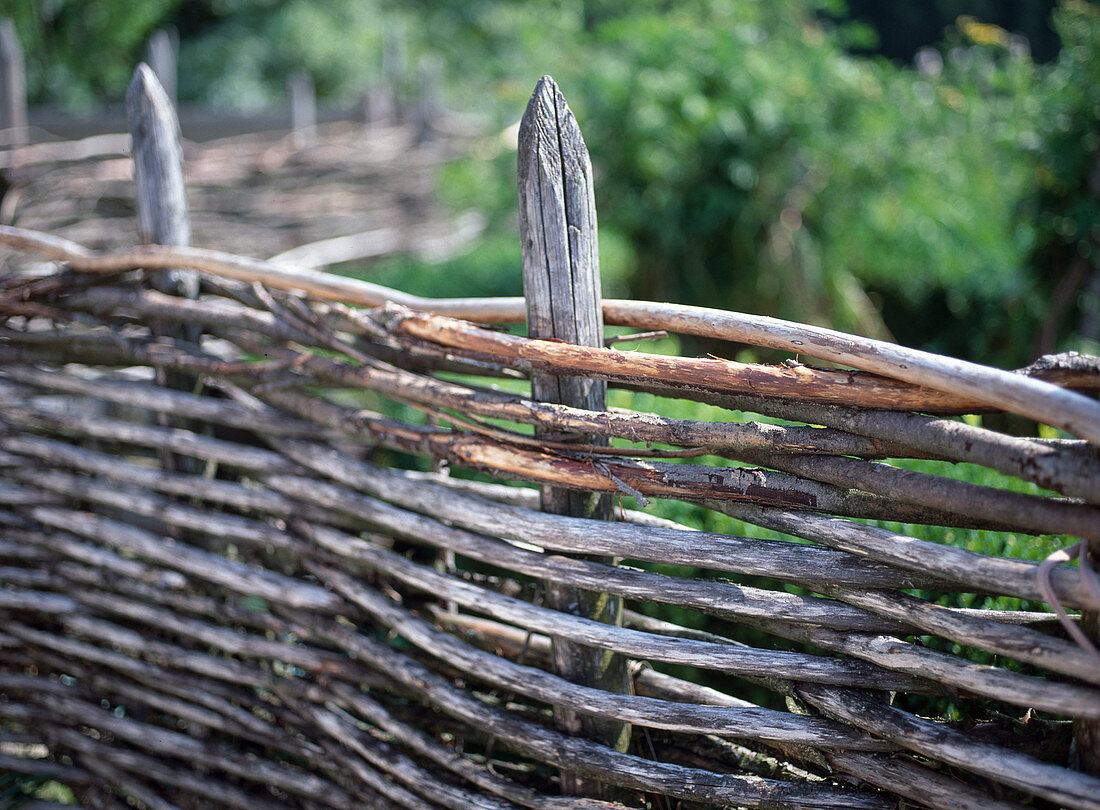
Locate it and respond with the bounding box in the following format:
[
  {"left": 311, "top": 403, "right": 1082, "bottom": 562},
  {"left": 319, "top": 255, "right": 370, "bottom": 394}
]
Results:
[
  {"left": 389, "top": 0, "right": 1100, "bottom": 368},
  {"left": 561, "top": 0, "right": 1100, "bottom": 366}
]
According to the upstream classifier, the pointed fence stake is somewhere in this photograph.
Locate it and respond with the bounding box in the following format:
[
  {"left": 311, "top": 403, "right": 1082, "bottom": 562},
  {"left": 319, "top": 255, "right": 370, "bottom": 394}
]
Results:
[
  {"left": 518, "top": 74, "right": 631, "bottom": 798},
  {"left": 128, "top": 63, "right": 195, "bottom": 301},
  {"left": 128, "top": 63, "right": 200, "bottom": 474},
  {"left": 0, "top": 18, "right": 27, "bottom": 147}
]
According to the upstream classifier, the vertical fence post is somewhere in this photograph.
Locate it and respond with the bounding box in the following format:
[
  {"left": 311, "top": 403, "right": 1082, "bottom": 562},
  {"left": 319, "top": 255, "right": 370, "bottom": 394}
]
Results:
[
  {"left": 362, "top": 84, "right": 396, "bottom": 128},
  {"left": 415, "top": 54, "right": 442, "bottom": 143},
  {"left": 0, "top": 18, "right": 27, "bottom": 147},
  {"left": 288, "top": 70, "right": 316, "bottom": 140},
  {"left": 382, "top": 25, "right": 406, "bottom": 123},
  {"left": 1079, "top": 556, "right": 1100, "bottom": 775},
  {"left": 518, "top": 75, "right": 631, "bottom": 798},
  {"left": 128, "top": 63, "right": 200, "bottom": 475},
  {"left": 128, "top": 64, "right": 194, "bottom": 298},
  {"left": 145, "top": 27, "right": 178, "bottom": 111}
]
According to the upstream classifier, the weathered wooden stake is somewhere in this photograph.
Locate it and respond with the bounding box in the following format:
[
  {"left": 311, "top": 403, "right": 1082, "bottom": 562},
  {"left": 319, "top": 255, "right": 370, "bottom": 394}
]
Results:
[
  {"left": 361, "top": 85, "right": 396, "bottom": 127},
  {"left": 145, "top": 28, "right": 178, "bottom": 110},
  {"left": 128, "top": 63, "right": 200, "bottom": 475},
  {"left": 518, "top": 75, "right": 631, "bottom": 798},
  {"left": 382, "top": 25, "right": 406, "bottom": 124},
  {"left": 288, "top": 71, "right": 316, "bottom": 136},
  {"left": 0, "top": 18, "right": 27, "bottom": 147},
  {"left": 416, "top": 54, "right": 443, "bottom": 143},
  {"left": 128, "top": 64, "right": 195, "bottom": 302}
]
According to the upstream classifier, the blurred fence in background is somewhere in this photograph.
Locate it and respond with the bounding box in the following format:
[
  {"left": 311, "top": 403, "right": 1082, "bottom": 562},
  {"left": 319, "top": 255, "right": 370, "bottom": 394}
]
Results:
[{"left": 2, "top": 57, "right": 1100, "bottom": 810}]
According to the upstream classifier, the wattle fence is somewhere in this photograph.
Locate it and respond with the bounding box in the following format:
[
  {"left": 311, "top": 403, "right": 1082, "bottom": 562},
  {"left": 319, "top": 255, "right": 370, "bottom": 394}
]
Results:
[{"left": 2, "top": 70, "right": 1100, "bottom": 810}]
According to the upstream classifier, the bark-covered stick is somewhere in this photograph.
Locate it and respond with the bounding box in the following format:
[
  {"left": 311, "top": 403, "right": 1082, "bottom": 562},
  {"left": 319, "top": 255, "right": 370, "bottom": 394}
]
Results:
[{"left": 5, "top": 221, "right": 1094, "bottom": 441}]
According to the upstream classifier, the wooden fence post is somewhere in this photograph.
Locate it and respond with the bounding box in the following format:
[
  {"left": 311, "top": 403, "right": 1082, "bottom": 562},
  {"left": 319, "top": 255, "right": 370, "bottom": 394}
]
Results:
[
  {"left": 288, "top": 70, "right": 316, "bottom": 140},
  {"left": 128, "top": 63, "right": 194, "bottom": 301},
  {"left": 415, "top": 54, "right": 442, "bottom": 143},
  {"left": 517, "top": 75, "right": 631, "bottom": 798},
  {"left": 145, "top": 28, "right": 178, "bottom": 111},
  {"left": 381, "top": 25, "right": 406, "bottom": 124},
  {"left": 0, "top": 18, "right": 27, "bottom": 147},
  {"left": 128, "top": 63, "right": 201, "bottom": 476}
]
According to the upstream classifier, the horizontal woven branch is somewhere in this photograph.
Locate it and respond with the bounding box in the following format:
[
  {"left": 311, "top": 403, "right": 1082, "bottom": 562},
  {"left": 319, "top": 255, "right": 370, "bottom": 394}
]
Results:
[{"left": 4, "top": 227, "right": 1100, "bottom": 810}]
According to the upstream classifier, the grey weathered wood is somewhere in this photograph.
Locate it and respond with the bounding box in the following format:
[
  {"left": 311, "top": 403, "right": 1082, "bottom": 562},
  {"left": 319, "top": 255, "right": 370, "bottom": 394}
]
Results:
[
  {"left": 313, "top": 560, "right": 890, "bottom": 750},
  {"left": 127, "top": 64, "right": 195, "bottom": 301},
  {"left": 416, "top": 54, "right": 442, "bottom": 142},
  {"left": 127, "top": 62, "right": 201, "bottom": 480},
  {"left": 144, "top": 28, "right": 178, "bottom": 110},
  {"left": 308, "top": 625, "right": 885, "bottom": 808},
  {"left": 381, "top": 24, "right": 406, "bottom": 122},
  {"left": 797, "top": 683, "right": 1100, "bottom": 810},
  {"left": 714, "top": 501, "right": 1100, "bottom": 611},
  {"left": 517, "top": 75, "right": 630, "bottom": 791},
  {"left": 0, "top": 18, "right": 27, "bottom": 146},
  {"left": 288, "top": 70, "right": 316, "bottom": 136},
  {"left": 9, "top": 219, "right": 1098, "bottom": 446},
  {"left": 31, "top": 506, "right": 339, "bottom": 612}
]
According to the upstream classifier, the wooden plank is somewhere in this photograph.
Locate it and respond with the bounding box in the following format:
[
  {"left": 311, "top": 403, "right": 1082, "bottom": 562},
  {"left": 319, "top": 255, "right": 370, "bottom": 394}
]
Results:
[
  {"left": 517, "top": 74, "right": 630, "bottom": 797},
  {"left": 0, "top": 18, "right": 27, "bottom": 146}
]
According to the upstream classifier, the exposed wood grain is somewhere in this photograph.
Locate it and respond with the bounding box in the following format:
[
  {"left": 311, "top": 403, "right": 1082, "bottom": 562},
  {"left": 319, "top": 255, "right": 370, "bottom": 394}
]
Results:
[
  {"left": 12, "top": 278, "right": 1100, "bottom": 503},
  {"left": 125, "top": 61, "right": 201, "bottom": 484},
  {"left": 127, "top": 64, "right": 194, "bottom": 302},
  {"left": 303, "top": 624, "right": 886, "bottom": 808},
  {"left": 4, "top": 221, "right": 1095, "bottom": 441},
  {"left": 517, "top": 74, "right": 630, "bottom": 780},
  {"left": 797, "top": 683, "right": 1100, "bottom": 810},
  {"left": 310, "top": 560, "right": 891, "bottom": 751},
  {"left": 1, "top": 327, "right": 1090, "bottom": 536},
  {"left": 393, "top": 307, "right": 1100, "bottom": 423},
  {"left": 712, "top": 501, "right": 1100, "bottom": 611}
]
